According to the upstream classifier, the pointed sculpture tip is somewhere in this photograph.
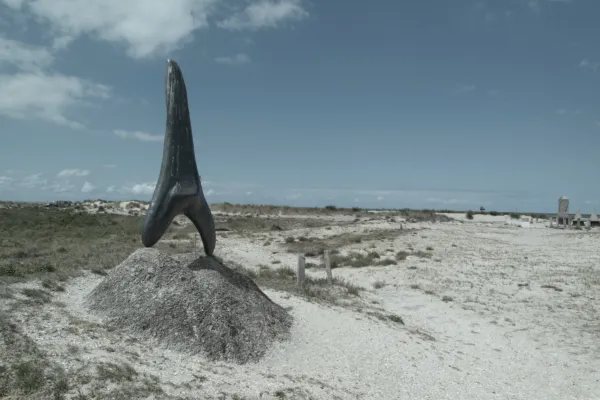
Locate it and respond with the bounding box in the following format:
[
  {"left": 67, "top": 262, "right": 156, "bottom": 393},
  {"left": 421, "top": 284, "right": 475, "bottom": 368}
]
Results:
[{"left": 141, "top": 57, "right": 217, "bottom": 256}]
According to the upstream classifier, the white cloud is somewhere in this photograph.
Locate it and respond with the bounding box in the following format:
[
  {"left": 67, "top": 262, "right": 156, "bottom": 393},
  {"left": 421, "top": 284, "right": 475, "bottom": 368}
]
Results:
[
  {"left": 376, "top": 196, "right": 384, "bottom": 201},
  {"left": 18, "top": 173, "right": 47, "bottom": 188},
  {"left": 81, "top": 181, "right": 95, "bottom": 193},
  {"left": 214, "top": 53, "right": 251, "bottom": 65},
  {"left": 0, "top": 176, "right": 12, "bottom": 185},
  {"left": 51, "top": 35, "right": 75, "bottom": 50},
  {"left": 10, "top": 172, "right": 80, "bottom": 192},
  {"left": 2, "top": 0, "right": 215, "bottom": 58},
  {"left": 114, "top": 129, "right": 163, "bottom": 142},
  {"left": 0, "top": 70, "right": 110, "bottom": 129},
  {"left": 218, "top": 0, "right": 308, "bottom": 31},
  {"left": 206, "top": 188, "right": 215, "bottom": 196},
  {"left": 46, "top": 180, "right": 76, "bottom": 193},
  {"left": 0, "top": 37, "right": 53, "bottom": 72},
  {"left": 106, "top": 185, "right": 116, "bottom": 193},
  {"left": 245, "top": 191, "right": 253, "bottom": 196},
  {"left": 0, "top": 37, "right": 110, "bottom": 128},
  {"left": 528, "top": 0, "right": 541, "bottom": 13},
  {"left": 456, "top": 84, "right": 476, "bottom": 93},
  {"left": 425, "top": 197, "right": 469, "bottom": 205},
  {"left": 3, "top": 0, "right": 308, "bottom": 58},
  {"left": 0, "top": 1, "right": 311, "bottom": 129},
  {"left": 127, "top": 182, "right": 156, "bottom": 195},
  {"left": 57, "top": 168, "right": 90, "bottom": 178},
  {"left": 579, "top": 58, "right": 599, "bottom": 72},
  {"left": 555, "top": 108, "right": 581, "bottom": 116}
]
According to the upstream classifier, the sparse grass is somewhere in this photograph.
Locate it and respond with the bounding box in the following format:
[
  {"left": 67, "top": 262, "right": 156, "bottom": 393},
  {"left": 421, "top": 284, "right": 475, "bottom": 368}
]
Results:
[
  {"left": 0, "top": 311, "right": 69, "bottom": 399},
  {"left": 226, "top": 261, "right": 363, "bottom": 304},
  {"left": 0, "top": 207, "right": 143, "bottom": 284},
  {"left": 41, "top": 278, "right": 65, "bottom": 292},
  {"left": 540, "top": 284, "right": 563, "bottom": 292},
  {"left": 426, "top": 246, "right": 434, "bottom": 251},
  {"left": 373, "top": 280, "right": 386, "bottom": 289},
  {"left": 387, "top": 314, "right": 404, "bottom": 324},
  {"left": 96, "top": 362, "right": 138, "bottom": 383},
  {"left": 284, "top": 236, "right": 295, "bottom": 244},
  {"left": 396, "top": 251, "right": 410, "bottom": 261},
  {"left": 329, "top": 252, "right": 396, "bottom": 268},
  {"left": 21, "top": 288, "right": 52, "bottom": 303},
  {"left": 365, "top": 311, "right": 405, "bottom": 325},
  {"left": 442, "top": 295, "right": 454, "bottom": 302},
  {"left": 510, "top": 213, "right": 521, "bottom": 219},
  {"left": 214, "top": 214, "right": 339, "bottom": 232},
  {"left": 466, "top": 210, "right": 474, "bottom": 220},
  {"left": 412, "top": 251, "right": 432, "bottom": 259},
  {"left": 282, "top": 228, "right": 412, "bottom": 256},
  {"left": 375, "top": 258, "right": 396, "bottom": 266}
]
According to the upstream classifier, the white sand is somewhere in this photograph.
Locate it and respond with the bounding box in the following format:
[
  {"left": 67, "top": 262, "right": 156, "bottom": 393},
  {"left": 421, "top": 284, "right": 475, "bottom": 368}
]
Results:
[{"left": 4, "top": 214, "right": 599, "bottom": 399}]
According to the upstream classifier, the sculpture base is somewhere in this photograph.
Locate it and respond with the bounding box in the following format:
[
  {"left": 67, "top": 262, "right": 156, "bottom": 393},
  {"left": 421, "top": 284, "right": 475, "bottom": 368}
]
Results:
[{"left": 85, "top": 248, "right": 292, "bottom": 364}]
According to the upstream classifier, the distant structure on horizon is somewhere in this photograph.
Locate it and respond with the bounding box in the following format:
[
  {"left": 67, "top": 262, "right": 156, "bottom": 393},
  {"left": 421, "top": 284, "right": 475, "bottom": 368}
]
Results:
[
  {"left": 551, "top": 195, "right": 600, "bottom": 228},
  {"left": 556, "top": 196, "right": 570, "bottom": 226}
]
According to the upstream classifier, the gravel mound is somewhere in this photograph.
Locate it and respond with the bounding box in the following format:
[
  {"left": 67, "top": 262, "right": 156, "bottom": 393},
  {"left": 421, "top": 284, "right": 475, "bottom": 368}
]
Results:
[{"left": 85, "top": 248, "right": 292, "bottom": 364}]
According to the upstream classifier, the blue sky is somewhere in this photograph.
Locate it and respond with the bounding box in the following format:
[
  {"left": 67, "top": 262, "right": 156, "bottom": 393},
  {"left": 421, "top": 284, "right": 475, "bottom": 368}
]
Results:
[{"left": 0, "top": 0, "right": 599, "bottom": 213}]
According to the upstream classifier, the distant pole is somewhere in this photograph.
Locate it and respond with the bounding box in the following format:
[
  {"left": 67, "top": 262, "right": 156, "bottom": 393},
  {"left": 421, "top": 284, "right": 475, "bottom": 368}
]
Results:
[
  {"left": 297, "top": 255, "right": 306, "bottom": 288},
  {"left": 324, "top": 250, "right": 333, "bottom": 285}
]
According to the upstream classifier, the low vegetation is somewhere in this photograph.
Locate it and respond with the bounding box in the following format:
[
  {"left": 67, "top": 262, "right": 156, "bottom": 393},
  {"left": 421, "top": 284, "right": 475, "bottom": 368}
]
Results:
[
  {"left": 283, "top": 229, "right": 411, "bottom": 256},
  {"left": 0, "top": 206, "right": 145, "bottom": 285},
  {"left": 233, "top": 262, "right": 363, "bottom": 304}
]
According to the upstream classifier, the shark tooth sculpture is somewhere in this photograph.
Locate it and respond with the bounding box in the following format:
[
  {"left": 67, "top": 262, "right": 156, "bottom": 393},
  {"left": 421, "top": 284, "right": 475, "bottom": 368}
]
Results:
[{"left": 141, "top": 59, "right": 216, "bottom": 256}]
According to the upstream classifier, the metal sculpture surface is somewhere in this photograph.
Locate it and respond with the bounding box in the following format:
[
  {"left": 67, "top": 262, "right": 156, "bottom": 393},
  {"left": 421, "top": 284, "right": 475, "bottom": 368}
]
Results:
[{"left": 141, "top": 59, "right": 216, "bottom": 256}]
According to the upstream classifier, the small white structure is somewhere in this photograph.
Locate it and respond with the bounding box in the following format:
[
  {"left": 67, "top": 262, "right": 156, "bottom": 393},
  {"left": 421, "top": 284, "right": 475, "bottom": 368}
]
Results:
[
  {"left": 573, "top": 209, "right": 583, "bottom": 227},
  {"left": 590, "top": 209, "right": 600, "bottom": 227},
  {"left": 557, "top": 196, "right": 571, "bottom": 228}
]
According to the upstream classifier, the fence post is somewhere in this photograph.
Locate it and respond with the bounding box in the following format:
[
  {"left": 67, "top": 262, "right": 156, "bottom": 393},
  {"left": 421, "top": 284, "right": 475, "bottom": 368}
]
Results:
[
  {"left": 324, "top": 250, "right": 333, "bottom": 285},
  {"left": 297, "top": 255, "right": 305, "bottom": 288}
]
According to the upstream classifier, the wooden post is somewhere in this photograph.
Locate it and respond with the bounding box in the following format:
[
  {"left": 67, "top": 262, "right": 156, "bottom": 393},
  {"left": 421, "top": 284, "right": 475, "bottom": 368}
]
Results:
[
  {"left": 297, "top": 255, "right": 305, "bottom": 288},
  {"left": 323, "top": 250, "right": 333, "bottom": 285}
]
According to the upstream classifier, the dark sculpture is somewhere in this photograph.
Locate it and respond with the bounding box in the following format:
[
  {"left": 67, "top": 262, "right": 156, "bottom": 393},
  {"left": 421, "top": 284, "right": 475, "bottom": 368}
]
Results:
[{"left": 141, "top": 59, "right": 216, "bottom": 256}]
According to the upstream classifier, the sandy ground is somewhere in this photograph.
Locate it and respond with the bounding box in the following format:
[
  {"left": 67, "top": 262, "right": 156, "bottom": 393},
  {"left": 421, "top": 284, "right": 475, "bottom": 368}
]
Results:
[{"left": 4, "top": 211, "right": 599, "bottom": 399}]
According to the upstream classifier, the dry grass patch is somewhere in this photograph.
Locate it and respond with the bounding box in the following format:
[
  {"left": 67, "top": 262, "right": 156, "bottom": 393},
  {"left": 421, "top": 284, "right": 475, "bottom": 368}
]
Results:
[
  {"left": 283, "top": 229, "right": 411, "bottom": 257},
  {"left": 302, "top": 251, "right": 399, "bottom": 269},
  {"left": 0, "top": 207, "right": 144, "bottom": 285},
  {"left": 373, "top": 280, "right": 386, "bottom": 289},
  {"left": 227, "top": 261, "right": 363, "bottom": 305},
  {"left": 214, "top": 215, "right": 336, "bottom": 233},
  {"left": 0, "top": 311, "right": 70, "bottom": 399}
]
